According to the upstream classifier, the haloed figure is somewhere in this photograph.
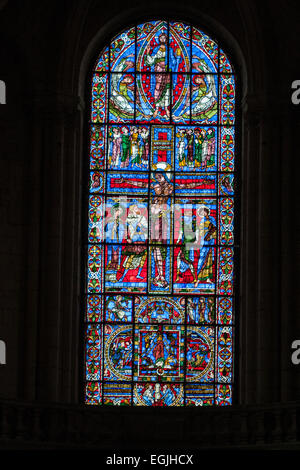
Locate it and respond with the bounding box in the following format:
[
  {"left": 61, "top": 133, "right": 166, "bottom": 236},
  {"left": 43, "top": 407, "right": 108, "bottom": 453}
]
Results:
[{"left": 145, "top": 33, "right": 170, "bottom": 119}]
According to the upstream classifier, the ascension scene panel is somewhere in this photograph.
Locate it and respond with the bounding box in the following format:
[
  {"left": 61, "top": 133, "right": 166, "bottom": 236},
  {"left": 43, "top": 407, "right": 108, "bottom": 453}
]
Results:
[{"left": 85, "top": 19, "right": 236, "bottom": 407}]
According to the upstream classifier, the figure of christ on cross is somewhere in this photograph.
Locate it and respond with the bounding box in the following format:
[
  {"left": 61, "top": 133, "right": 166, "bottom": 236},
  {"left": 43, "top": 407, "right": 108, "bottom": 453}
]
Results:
[{"left": 118, "top": 172, "right": 209, "bottom": 288}]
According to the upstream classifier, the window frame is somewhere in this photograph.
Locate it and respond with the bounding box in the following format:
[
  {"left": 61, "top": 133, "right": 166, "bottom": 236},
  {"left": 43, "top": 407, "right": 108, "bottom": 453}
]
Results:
[{"left": 81, "top": 18, "right": 240, "bottom": 407}]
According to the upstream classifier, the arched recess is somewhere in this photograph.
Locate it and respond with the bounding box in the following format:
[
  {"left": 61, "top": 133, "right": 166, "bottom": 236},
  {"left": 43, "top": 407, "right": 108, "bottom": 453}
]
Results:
[{"left": 34, "top": 2, "right": 277, "bottom": 406}]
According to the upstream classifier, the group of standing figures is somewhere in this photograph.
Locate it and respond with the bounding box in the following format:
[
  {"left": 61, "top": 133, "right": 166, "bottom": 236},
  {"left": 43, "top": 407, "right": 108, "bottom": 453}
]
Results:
[{"left": 177, "top": 127, "right": 216, "bottom": 170}]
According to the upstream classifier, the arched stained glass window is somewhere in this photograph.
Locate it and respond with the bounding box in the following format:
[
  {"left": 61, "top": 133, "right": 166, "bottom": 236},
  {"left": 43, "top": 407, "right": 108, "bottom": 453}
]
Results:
[
  {"left": 0, "top": 80, "right": 6, "bottom": 104},
  {"left": 85, "top": 20, "right": 236, "bottom": 406}
]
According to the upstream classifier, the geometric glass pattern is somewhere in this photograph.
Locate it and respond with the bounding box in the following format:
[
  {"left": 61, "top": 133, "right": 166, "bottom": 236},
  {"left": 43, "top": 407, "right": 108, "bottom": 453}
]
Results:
[{"left": 85, "top": 20, "right": 236, "bottom": 406}]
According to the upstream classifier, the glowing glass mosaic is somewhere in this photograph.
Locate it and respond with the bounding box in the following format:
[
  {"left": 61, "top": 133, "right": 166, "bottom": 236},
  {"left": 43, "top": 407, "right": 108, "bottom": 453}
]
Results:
[{"left": 85, "top": 20, "right": 236, "bottom": 406}]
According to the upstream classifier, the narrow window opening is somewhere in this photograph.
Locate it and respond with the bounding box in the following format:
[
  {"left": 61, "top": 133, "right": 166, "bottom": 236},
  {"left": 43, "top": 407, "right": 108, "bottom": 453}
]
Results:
[
  {"left": 0, "top": 340, "right": 6, "bottom": 364},
  {"left": 0, "top": 80, "right": 6, "bottom": 104},
  {"left": 84, "top": 20, "right": 237, "bottom": 407}
]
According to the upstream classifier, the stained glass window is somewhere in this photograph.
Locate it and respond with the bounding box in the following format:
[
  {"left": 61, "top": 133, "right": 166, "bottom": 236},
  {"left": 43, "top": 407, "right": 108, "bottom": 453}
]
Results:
[{"left": 85, "top": 20, "right": 236, "bottom": 406}]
